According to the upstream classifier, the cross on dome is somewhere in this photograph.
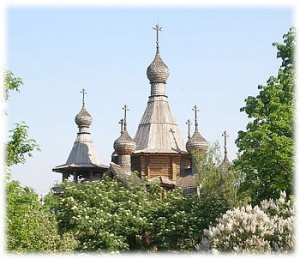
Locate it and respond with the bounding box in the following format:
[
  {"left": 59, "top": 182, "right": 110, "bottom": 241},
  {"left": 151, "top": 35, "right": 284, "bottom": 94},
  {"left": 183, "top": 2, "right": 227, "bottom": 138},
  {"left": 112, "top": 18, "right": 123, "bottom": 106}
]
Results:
[
  {"left": 146, "top": 24, "right": 170, "bottom": 85},
  {"left": 192, "top": 105, "right": 199, "bottom": 132},
  {"left": 185, "top": 105, "right": 208, "bottom": 154},
  {"left": 75, "top": 88, "right": 92, "bottom": 128},
  {"left": 80, "top": 88, "right": 87, "bottom": 106},
  {"left": 222, "top": 130, "right": 229, "bottom": 157},
  {"left": 186, "top": 119, "right": 192, "bottom": 139},
  {"left": 119, "top": 119, "right": 124, "bottom": 133},
  {"left": 122, "top": 104, "right": 129, "bottom": 131},
  {"left": 153, "top": 24, "right": 162, "bottom": 52}
]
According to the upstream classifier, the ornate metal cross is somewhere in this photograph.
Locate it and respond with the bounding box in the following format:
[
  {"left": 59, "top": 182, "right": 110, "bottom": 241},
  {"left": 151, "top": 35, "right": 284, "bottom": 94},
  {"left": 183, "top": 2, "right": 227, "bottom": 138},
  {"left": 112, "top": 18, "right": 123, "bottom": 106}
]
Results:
[
  {"left": 119, "top": 119, "right": 124, "bottom": 133},
  {"left": 186, "top": 119, "right": 192, "bottom": 139},
  {"left": 80, "top": 88, "right": 87, "bottom": 106},
  {"left": 192, "top": 105, "right": 199, "bottom": 131},
  {"left": 153, "top": 24, "right": 162, "bottom": 50},
  {"left": 122, "top": 104, "right": 129, "bottom": 131},
  {"left": 222, "top": 130, "right": 229, "bottom": 156}
]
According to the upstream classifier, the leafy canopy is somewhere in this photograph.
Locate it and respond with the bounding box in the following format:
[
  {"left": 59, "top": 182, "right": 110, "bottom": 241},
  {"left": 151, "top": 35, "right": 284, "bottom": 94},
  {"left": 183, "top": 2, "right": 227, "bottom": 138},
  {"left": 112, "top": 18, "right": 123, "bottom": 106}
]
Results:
[
  {"left": 50, "top": 174, "right": 232, "bottom": 252},
  {"left": 6, "top": 179, "right": 78, "bottom": 253},
  {"left": 233, "top": 27, "right": 295, "bottom": 204}
]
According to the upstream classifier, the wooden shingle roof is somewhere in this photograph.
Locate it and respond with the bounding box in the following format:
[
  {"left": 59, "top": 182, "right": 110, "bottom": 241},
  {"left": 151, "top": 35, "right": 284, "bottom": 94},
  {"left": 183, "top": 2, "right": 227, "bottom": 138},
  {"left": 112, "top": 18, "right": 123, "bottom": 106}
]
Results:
[
  {"left": 53, "top": 99, "right": 107, "bottom": 172},
  {"left": 134, "top": 96, "right": 187, "bottom": 154}
]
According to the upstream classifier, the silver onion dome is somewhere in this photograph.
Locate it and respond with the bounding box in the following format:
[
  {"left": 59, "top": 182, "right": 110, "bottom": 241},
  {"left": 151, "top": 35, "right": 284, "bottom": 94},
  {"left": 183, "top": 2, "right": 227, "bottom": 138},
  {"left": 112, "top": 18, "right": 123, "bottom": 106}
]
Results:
[
  {"left": 75, "top": 106, "right": 92, "bottom": 127},
  {"left": 186, "top": 105, "right": 208, "bottom": 153},
  {"left": 114, "top": 130, "right": 137, "bottom": 155},
  {"left": 147, "top": 24, "right": 170, "bottom": 84},
  {"left": 146, "top": 52, "right": 170, "bottom": 84},
  {"left": 186, "top": 131, "right": 209, "bottom": 153}
]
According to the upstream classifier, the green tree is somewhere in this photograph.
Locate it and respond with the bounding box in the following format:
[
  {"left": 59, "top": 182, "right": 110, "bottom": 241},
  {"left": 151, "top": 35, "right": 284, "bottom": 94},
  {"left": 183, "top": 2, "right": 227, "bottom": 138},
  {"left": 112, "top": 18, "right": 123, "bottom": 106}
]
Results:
[
  {"left": 4, "top": 71, "right": 73, "bottom": 253},
  {"left": 51, "top": 144, "right": 239, "bottom": 253},
  {"left": 55, "top": 179, "right": 157, "bottom": 252},
  {"left": 6, "top": 179, "right": 78, "bottom": 253},
  {"left": 146, "top": 188, "right": 230, "bottom": 252},
  {"left": 4, "top": 70, "right": 40, "bottom": 167},
  {"left": 233, "top": 27, "right": 295, "bottom": 205},
  {"left": 51, "top": 177, "right": 227, "bottom": 252},
  {"left": 198, "top": 143, "right": 241, "bottom": 206},
  {"left": 142, "top": 142, "right": 241, "bottom": 252},
  {"left": 5, "top": 122, "right": 40, "bottom": 167}
]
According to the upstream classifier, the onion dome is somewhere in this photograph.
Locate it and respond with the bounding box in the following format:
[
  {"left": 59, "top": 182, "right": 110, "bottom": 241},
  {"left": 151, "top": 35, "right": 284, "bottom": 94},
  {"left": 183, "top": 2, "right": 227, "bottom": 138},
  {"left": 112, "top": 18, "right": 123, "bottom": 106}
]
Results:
[
  {"left": 75, "top": 106, "right": 92, "bottom": 127},
  {"left": 186, "top": 131, "right": 209, "bottom": 153},
  {"left": 147, "top": 52, "right": 170, "bottom": 84},
  {"left": 75, "top": 88, "right": 92, "bottom": 128},
  {"left": 114, "top": 130, "right": 136, "bottom": 155},
  {"left": 114, "top": 107, "right": 136, "bottom": 155},
  {"left": 146, "top": 24, "right": 170, "bottom": 84},
  {"left": 186, "top": 105, "right": 208, "bottom": 153}
]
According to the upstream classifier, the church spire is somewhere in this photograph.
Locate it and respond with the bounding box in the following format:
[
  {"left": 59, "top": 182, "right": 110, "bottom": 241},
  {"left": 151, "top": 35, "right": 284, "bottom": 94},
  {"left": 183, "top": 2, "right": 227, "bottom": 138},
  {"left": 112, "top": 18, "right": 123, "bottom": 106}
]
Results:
[
  {"left": 134, "top": 24, "right": 186, "bottom": 155},
  {"left": 53, "top": 88, "right": 106, "bottom": 183}
]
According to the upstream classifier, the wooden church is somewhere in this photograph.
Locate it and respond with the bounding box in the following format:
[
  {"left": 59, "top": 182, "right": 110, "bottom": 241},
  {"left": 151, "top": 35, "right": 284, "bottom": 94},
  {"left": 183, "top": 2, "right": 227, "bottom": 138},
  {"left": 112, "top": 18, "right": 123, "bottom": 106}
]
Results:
[{"left": 52, "top": 25, "right": 230, "bottom": 193}]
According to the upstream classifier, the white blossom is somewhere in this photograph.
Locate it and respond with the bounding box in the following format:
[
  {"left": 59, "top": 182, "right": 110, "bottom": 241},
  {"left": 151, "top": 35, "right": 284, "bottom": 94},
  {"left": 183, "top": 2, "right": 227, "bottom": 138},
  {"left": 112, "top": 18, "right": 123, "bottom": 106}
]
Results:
[{"left": 196, "top": 191, "right": 294, "bottom": 254}]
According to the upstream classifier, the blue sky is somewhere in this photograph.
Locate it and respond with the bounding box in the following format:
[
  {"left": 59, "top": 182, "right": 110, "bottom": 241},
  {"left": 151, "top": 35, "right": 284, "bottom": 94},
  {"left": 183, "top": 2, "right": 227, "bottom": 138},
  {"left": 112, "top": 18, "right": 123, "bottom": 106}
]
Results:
[{"left": 5, "top": 6, "right": 294, "bottom": 195}]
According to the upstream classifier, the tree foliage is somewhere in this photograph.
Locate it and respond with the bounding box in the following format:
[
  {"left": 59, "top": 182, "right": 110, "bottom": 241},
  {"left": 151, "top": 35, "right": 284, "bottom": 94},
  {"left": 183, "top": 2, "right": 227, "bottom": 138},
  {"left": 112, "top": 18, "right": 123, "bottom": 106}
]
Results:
[
  {"left": 48, "top": 175, "right": 232, "bottom": 253},
  {"left": 5, "top": 122, "right": 40, "bottom": 167},
  {"left": 4, "top": 70, "right": 40, "bottom": 167},
  {"left": 49, "top": 145, "right": 240, "bottom": 253},
  {"left": 147, "top": 188, "right": 230, "bottom": 251},
  {"left": 193, "top": 142, "right": 242, "bottom": 207},
  {"left": 55, "top": 179, "right": 155, "bottom": 252},
  {"left": 6, "top": 179, "right": 78, "bottom": 253},
  {"left": 233, "top": 27, "right": 295, "bottom": 204},
  {"left": 4, "top": 70, "right": 23, "bottom": 101},
  {"left": 4, "top": 71, "right": 60, "bottom": 253}
]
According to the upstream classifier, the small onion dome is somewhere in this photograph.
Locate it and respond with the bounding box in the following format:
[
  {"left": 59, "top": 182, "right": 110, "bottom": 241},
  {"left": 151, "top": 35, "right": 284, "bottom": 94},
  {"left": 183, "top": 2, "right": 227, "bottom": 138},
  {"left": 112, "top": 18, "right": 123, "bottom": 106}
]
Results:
[
  {"left": 114, "top": 130, "right": 137, "bottom": 155},
  {"left": 75, "top": 106, "right": 92, "bottom": 127},
  {"left": 147, "top": 52, "right": 170, "bottom": 84},
  {"left": 186, "top": 131, "right": 209, "bottom": 153}
]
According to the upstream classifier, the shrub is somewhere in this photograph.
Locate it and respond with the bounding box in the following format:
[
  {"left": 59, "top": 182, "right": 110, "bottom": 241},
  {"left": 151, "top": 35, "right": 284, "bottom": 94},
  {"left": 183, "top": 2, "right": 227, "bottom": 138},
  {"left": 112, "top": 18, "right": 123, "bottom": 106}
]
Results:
[{"left": 196, "top": 191, "right": 294, "bottom": 254}]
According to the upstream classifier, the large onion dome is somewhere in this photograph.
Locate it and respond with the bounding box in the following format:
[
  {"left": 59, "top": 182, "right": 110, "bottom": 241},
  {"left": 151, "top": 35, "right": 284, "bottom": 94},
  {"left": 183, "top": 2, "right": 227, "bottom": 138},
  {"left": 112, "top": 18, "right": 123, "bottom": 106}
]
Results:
[
  {"left": 146, "top": 51, "right": 170, "bottom": 84},
  {"left": 75, "top": 105, "right": 92, "bottom": 127}
]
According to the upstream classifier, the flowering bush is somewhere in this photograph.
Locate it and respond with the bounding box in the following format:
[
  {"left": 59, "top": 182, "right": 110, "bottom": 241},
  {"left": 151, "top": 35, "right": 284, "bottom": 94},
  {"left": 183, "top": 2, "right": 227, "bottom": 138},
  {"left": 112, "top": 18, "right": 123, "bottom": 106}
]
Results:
[
  {"left": 196, "top": 191, "right": 294, "bottom": 254},
  {"left": 54, "top": 177, "right": 231, "bottom": 252}
]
